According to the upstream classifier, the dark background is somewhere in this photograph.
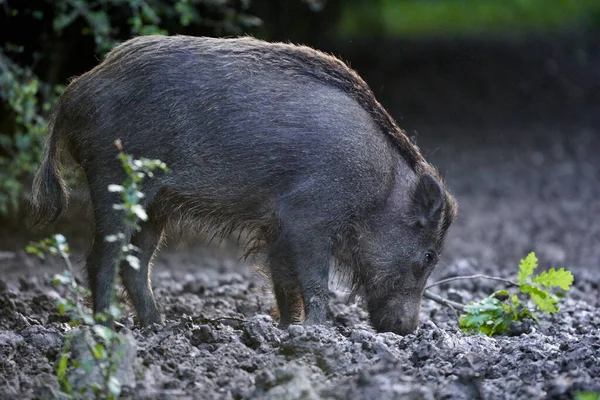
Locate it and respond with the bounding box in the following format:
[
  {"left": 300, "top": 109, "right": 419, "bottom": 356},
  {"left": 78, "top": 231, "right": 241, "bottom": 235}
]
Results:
[{"left": 1, "top": 0, "right": 599, "bottom": 275}]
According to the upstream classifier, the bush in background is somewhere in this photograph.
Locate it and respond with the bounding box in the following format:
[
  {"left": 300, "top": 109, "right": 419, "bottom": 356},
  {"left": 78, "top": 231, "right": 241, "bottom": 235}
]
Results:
[{"left": 0, "top": 0, "right": 262, "bottom": 218}]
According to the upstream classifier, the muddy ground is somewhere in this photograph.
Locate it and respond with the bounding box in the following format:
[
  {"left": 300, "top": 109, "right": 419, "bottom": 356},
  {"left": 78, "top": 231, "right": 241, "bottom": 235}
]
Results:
[
  {"left": 1, "top": 36, "right": 600, "bottom": 399},
  {"left": 1, "top": 124, "right": 598, "bottom": 400}
]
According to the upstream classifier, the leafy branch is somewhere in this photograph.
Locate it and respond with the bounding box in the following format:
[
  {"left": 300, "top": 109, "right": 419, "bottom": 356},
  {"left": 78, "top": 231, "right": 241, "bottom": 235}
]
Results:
[{"left": 26, "top": 144, "right": 168, "bottom": 399}]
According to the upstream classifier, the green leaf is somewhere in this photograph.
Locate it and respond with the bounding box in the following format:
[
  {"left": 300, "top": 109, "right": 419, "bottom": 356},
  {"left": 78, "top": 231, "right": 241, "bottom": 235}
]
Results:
[
  {"left": 518, "top": 252, "right": 538, "bottom": 285},
  {"left": 57, "top": 301, "right": 67, "bottom": 315},
  {"left": 139, "top": 25, "right": 168, "bottom": 36},
  {"left": 53, "top": 11, "right": 79, "bottom": 32},
  {"left": 95, "top": 312, "right": 109, "bottom": 323},
  {"left": 109, "top": 304, "right": 122, "bottom": 319},
  {"left": 82, "top": 359, "right": 95, "bottom": 374},
  {"left": 59, "top": 379, "right": 73, "bottom": 395},
  {"left": 91, "top": 342, "right": 105, "bottom": 359},
  {"left": 460, "top": 312, "right": 490, "bottom": 328},
  {"left": 53, "top": 234, "right": 69, "bottom": 254},
  {"left": 93, "top": 325, "right": 113, "bottom": 343},
  {"left": 532, "top": 268, "right": 574, "bottom": 291},
  {"left": 518, "top": 307, "right": 538, "bottom": 323},
  {"left": 459, "top": 293, "right": 536, "bottom": 336},
  {"left": 91, "top": 383, "right": 102, "bottom": 395},
  {"left": 575, "top": 392, "right": 600, "bottom": 400},
  {"left": 108, "top": 376, "right": 122, "bottom": 397},
  {"left": 492, "top": 289, "right": 510, "bottom": 301},
  {"left": 466, "top": 296, "right": 503, "bottom": 313},
  {"left": 25, "top": 245, "right": 44, "bottom": 258},
  {"left": 521, "top": 284, "right": 559, "bottom": 314},
  {"left": 52, "top": 273, "right": 70, "bottom": 285},
  {"left": 125, "top": 254, "right": 140, "bottom": 270},
  {"left": 130, "top": 204, "right": 148, "bottom": 220},
  {"left": 82, "top": 314, "right": 95, "bottom": 325},
  {"left": 460, "top": 308, "right": 510, "bottom": 336},
  {"left": 108, "top": 184, "right": 124, "bottom": 193},
  {"left": 460, "top": 297, "right": 504, "bottom": 335},
  {"left": 56, "top": 353, "right": 69, "bottom": 379},
  {"left": 511, "top": 295, "right": 521, "bottom": 307},
  {"left": 489, "top": 315, "right": 511, "bottom": 335}
]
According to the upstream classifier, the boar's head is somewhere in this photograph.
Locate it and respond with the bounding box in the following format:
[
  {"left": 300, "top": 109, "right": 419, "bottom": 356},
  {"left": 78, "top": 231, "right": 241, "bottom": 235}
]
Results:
[{"left": 356, "top": 172, "right": 457, "bottom": 336}]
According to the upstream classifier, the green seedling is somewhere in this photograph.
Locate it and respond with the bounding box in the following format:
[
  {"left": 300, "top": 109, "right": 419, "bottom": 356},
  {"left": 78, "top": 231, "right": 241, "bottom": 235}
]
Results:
[
  {"left": 575, "top": 392, "right": 600, "bottom": 400},
  {"left": 459, "top": 252, "right": 574, "bottom": 336}
]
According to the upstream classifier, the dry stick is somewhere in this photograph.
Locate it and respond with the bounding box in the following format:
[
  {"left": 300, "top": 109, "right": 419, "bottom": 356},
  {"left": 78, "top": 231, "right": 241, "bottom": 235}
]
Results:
[
  {"left": 426, "top": 274, "right": 519, "bottom": 290},
  {"left": 424, "top": 274, "right": 520, "bottom": 317},
  {"left": 423, "top": 290, "right": 465, "bottom": 313},
  {"left": 195, "top": 316, "right": 248, "bottom": 324}
]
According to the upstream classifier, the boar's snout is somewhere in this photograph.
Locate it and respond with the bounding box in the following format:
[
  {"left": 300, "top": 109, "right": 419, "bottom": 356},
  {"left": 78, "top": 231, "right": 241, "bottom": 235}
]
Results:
[{"left": 368, "top": 296, "right": 422, "bottom": 336}]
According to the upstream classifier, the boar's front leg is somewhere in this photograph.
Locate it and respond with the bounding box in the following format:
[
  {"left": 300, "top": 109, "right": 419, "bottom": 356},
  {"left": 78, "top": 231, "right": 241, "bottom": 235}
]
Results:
[
  {"left": 86, "top": 194, "right": 128, "bottom": 322},
  {"left": 270, "top": 274, "right": 304, "bottom": 327},
  {"left": 270, "top": 226, "right": 331, "bottom": 326},
  {"left": 269, "top": 241, "right": 304, "bottom": 327}
]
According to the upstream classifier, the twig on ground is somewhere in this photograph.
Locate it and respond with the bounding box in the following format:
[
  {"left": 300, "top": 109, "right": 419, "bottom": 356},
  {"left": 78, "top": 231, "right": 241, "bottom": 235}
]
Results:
[
  {"left": 195, "top": 316, "right": 248, "bottom": 324},
  {"left": 0, "top": 251, "right": 16, "bottom": 261},
  {"left": 426, "top": 274, "right": 519, "bottom": 290},
  {"left": 423, "top": 290, "right": 465, "bottom": 319}
]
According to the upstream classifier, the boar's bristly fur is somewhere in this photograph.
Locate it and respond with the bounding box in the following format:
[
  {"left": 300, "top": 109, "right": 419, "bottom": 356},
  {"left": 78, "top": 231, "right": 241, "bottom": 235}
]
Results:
[{"left": 30, "top": 35, "right": 457, "bottom": 334}]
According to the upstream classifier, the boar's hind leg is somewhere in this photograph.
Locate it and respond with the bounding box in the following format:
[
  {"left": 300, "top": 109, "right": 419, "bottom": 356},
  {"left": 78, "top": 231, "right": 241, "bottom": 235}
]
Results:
[
  {"left": 86, "top": 198, "right": 130, "bottom": 322},
  {"left": 120, "top": 212, "right": 164, "bottom": 326},
  {"left": 86, "top": 180, "right": 163, "bottom": 326}
]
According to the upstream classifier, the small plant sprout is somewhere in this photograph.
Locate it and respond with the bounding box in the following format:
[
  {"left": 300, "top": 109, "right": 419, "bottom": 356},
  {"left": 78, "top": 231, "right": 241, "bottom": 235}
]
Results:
[
  {"left": 575, "top": 392, "right": 600, "bottom": 400},
  {"left": 458, "top": 252, "right": 574, "bottom": 336}
]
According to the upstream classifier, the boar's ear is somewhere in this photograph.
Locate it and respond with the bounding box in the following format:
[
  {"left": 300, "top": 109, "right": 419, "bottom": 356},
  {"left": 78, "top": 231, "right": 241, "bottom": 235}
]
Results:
[{"left": 411, "top": 173, "right": 443, "bottom": 227}]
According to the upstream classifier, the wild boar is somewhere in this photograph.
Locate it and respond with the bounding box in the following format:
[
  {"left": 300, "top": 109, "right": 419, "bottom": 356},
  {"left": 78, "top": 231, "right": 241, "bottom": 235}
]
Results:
[{"left": 31, "top": 35, "right": 457, "bottom": 335}]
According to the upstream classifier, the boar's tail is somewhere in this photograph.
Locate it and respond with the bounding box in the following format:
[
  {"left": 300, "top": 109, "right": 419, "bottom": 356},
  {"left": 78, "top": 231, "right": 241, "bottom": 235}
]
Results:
[{"left": 29, "top": 100, "right": 69, "bottom": 229}]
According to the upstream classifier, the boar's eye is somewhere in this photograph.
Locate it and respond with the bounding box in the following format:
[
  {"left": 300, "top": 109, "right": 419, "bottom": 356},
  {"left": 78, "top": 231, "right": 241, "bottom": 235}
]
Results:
[{"left": 423, "top": 251, "right": 436, "bottom": 265}]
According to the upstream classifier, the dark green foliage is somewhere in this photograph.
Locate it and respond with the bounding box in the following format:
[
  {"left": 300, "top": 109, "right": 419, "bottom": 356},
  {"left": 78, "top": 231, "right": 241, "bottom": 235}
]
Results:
[
  {"left": 0, "top": 52, "right": 63, "bottom": 215},
  {"left": 0, "top": 0, "right": 261, "bottom": 216},
  {"left": 338, "top": 0, "right": 600, "bottom": 38},
  {"left": 49, "top": 0, "right": 261, "bottom": 55}
]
